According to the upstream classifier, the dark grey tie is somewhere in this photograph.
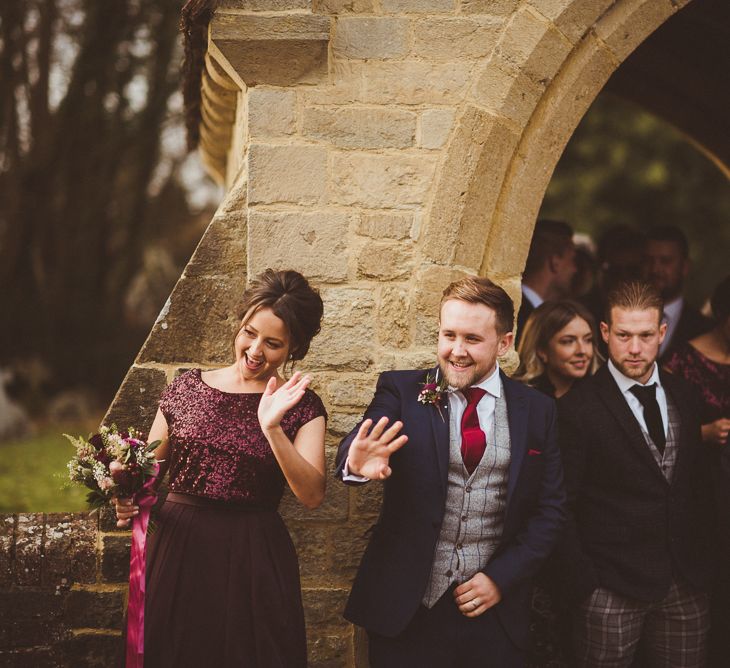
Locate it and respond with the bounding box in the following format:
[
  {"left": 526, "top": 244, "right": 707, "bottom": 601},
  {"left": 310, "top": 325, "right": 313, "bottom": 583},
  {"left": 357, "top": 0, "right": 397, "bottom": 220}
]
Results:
[{"left": 629, "top": 384, "right": 666, "bottom": 454}]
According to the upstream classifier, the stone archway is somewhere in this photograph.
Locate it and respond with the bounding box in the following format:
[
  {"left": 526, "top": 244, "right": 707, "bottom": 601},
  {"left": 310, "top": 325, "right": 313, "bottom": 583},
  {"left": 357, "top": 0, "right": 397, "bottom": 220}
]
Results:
[{"left": 414, "top": 1, "right": 697, "bottom": 350}]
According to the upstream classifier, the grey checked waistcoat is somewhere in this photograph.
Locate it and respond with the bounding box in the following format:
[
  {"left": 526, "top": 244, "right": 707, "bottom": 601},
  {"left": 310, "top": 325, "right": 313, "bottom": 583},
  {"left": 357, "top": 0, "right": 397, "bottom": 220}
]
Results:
[
  {"left": 422, "top": 385, "right": 511, "bottom": 608},
  {"left": 642, "top": 391, "right": 680, "bottom": 483}
]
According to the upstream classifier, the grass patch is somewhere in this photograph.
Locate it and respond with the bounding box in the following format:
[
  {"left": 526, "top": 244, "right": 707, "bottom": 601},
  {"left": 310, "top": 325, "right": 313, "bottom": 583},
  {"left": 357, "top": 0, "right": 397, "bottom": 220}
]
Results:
[{"left": 0, "top": 422, "right": 100, "bottom": 513}]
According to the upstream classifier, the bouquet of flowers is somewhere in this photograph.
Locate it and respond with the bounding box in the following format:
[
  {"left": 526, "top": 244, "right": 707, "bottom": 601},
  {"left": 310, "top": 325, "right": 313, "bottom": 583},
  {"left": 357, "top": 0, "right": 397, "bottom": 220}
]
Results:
[{"left": 65, "top": 424, "right": 160, "bottom": 510}]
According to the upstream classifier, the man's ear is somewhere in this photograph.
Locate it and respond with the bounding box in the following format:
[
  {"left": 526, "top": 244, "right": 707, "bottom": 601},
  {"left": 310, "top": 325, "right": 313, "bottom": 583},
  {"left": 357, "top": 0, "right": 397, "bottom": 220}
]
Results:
[
  {"left": 498, "top": 331, "right": 514, "bottom": 356},
  {"left": 600, "top": 321, "right": 609, "bottom": 344}
]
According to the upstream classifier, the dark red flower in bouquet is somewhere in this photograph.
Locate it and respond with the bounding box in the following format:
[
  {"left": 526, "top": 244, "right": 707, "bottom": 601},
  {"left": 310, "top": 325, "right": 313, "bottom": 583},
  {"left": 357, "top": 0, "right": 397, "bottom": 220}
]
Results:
[
  {"left": 110, "top": 460, "right": 132, "bottom": 488},
  {"left": 89, "top": 433, "right": 104, "bottom": 450}
]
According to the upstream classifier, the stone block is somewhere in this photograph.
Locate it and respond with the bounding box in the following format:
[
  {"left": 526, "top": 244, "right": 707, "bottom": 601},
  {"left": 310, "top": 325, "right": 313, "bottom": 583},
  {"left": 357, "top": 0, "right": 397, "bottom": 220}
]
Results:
[
  {"left": 379, "top": 347, "right": 437, "bottom": 372},
  {"left": 248, "top": 144, "right": 327, "bottom": 205},
  {"left": 329, "top": 525, "right": 370, "bottom": 580},
  {"left": 211, "top": 13, "right": 330, "bottom": 87},
  {"left": 302, "top": 587, "right": 350, "bottom": 630},
  {"left": 383, "top": 0, "right": 455, "bottom": 12},
  {"left": 594, "top": 0, "right": 675, "bottom": 62},
  {"left": 411, "top": 17, "right": 501, "bottom": 60},
  {"left": 352, "top": 481, "right": 383, "bottom": 518},
  {"left": 0, "top": 590, "right": 66, "bottom": 649},
  {"left": 333, "top": 17, "right": 409, "bottom": 60},
  {"left": 421, "top": 106, "right": 519, "bottom": 267},
  {"left": 357, "top": 212, "right": 413, "bottom": 240},
  {"left": 279, "top": 459, "right": 349, "bottom": 522},
  {"left": 330, "top": 153, "right": 436, "bottom": 208},
  {"left": 219, "top": 0, "right": 310, "bottom": 9},
  {"left": 459, "top": 0, "right": 519, "bottom": 15},
  {"left": 412, "top": 265, "right": 468, "bottom": 346},
  {"left": 474, "top": 61, "right": 544, "bottom": 126},
  {"left": 98, "top": 506, "right": 119, "bottom": 534},
  {"left": 60, "top": 631, "right": 122, "bottom": 668},
  {"left": 100, "top": 534, "right": 131, "bottom": 583},
  {"left": 303, "top": 106, "right": 416, "bottom": 149},
  {"left": 494, "top": 7, "right": 573, "bottom": 86},
  {"left": 527, "top": 0, "right": 615, "bottom": 44},
  {"left": 308, "top": 634, "right": 352, "bottom": 668},
  {"left": 287, "top": 523, "right": 331, "bottom": 581},
  {"left": 301, "top": 60, "right": 363, "bottom": 106},
  {"left": 248, "top": 210, "right": 351, "bottom": 282},
  {"left": 327, "top": 410, "right": 360, "bottom": 437},
  {"left": 377, "top": 285, "right": 411, "bottom": 348},
  {"left": 361, "top": 61, "right": 470, "bottom": 105},
  {"left": 136, "top": 273, "right": 244, "bottom": 365},
  {"left": 307, "top": 288, "right": 376, "bottom": 372},
  {"left": 0, "top": 515, "right": 15, "bottom": 587},
  {"left": 357, "top": 239, "right": 413, "bottom": 280},
  {"left": 314, "top": 0, "right": 375, "bottom": 12},
  {"left": 419, "top": 108, "right": 455, "bottom": 149},
  {"left": 182, "top": 210, "right": 247, "bottom": 280},
  {"left": 43, "top": 514, "right": 97, "bottom": 586},
  {"left": 247, "top": 88, "right": 297, "bottom": 137},
  {"left": 0, "top": 647, "right": 57, "bottom": 667},
  {"left": 103, "top": 367, "right": 168, "bottom": 434},
  {"left": 14, "top": 514, "right": 43, "bottom": 586},
  {"left": 64, "top": 588, "right": 124, "bottom": 629},
  {"left": 326, "top": 375, "right": 379, "bottom": 408}
]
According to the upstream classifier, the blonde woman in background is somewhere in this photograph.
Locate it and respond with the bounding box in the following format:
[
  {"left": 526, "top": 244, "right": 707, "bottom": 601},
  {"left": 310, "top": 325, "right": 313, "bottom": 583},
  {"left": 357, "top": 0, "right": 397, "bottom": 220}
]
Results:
[{"left": 514, "top": 299, "right": 601, "bottom": 667}]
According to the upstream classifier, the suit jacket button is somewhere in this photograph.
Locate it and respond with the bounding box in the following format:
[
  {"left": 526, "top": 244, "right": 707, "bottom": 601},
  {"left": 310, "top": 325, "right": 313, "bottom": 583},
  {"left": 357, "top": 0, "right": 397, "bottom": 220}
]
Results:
[
  {"left": 446, "top": 570, "right": 453, "bottom": 577},
  {"left": 461, "top": 515, "right": 467, "bottom": 521},
  {"left": 457, "top": 543, "right": 463, "bottom": 550},
  {"left": 465, "top": 486, "right": 472, "bottom": 493}
]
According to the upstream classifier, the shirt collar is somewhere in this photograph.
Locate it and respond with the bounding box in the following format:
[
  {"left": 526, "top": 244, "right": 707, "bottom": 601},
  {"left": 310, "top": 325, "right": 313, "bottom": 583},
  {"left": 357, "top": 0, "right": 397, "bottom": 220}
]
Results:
[
  {"left": 662, "top": 296, "right": 683, "bottom": 323},
  {"left": 608, "top": 359, "right": 662, "bottom": 394},
  {"left": 521, "top": 285, "right": 543, "bottom": 309}
]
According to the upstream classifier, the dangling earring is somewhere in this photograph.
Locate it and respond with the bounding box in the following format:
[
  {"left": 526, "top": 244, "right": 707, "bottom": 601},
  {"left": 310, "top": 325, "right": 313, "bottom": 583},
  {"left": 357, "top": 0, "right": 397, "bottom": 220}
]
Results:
[{"left": 288, "top": 353, "right": 293, "bottom": 360}]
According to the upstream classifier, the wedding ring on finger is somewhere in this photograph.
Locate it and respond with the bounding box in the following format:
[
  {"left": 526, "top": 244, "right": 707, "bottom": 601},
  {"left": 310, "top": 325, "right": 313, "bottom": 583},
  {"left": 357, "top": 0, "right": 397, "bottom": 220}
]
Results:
[{"left": 471, "top": 599, "right": 479, "bottom": 610}]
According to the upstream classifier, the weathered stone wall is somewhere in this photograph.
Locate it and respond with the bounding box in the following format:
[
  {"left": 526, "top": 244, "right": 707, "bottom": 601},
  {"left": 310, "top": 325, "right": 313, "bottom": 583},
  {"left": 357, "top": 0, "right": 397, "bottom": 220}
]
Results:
[
  {"left": 56, "top": 1, "right": 696, "bottom": 666},
  {"left": 0, "top": 511, "right": 128, "bottom": 667}
]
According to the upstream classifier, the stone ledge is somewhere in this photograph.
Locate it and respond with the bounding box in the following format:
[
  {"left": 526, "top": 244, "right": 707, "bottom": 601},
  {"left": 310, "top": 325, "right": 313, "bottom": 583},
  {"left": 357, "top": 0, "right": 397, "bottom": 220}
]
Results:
[{"left": 211, "top": 13, "right": 331, "bottom": 87}]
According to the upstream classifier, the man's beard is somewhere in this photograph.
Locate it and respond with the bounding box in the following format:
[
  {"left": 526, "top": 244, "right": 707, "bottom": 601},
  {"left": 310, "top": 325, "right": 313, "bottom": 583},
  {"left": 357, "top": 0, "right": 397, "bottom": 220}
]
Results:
[
  {"left": 615, "top": 357, "right": 654, "bottom": 380},
  {"left": 439, "top": 359, "right": 481, "bottom": 390}
]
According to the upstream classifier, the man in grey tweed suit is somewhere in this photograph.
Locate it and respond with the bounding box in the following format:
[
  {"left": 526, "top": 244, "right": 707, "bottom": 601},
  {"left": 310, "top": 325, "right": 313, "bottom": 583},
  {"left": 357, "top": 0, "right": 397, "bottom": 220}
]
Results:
[
  {"left": 336, "top": 276, "right": 566, "bottom": 667},
  {"left": 553, "top": 281, "right": 715, "bottom": 667}
]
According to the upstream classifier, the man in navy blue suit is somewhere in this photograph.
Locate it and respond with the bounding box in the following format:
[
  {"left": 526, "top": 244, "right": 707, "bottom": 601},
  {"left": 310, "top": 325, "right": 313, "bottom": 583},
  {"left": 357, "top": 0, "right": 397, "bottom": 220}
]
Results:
[{"left": 336, "top": 276, "right": 566, "bottom": 667}]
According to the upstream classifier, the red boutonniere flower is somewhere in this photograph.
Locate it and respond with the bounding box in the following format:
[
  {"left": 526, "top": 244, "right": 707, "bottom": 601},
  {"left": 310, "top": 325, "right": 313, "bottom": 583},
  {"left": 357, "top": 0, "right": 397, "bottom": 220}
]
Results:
[{"left": 418, "top": 370, "right": 449, "bottom": 421}]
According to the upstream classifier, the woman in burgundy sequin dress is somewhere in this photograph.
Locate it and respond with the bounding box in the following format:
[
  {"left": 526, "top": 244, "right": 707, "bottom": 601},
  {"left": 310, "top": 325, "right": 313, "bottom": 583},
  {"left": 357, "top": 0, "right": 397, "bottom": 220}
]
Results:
[
  {"left": 115, "top": 270, "right": 327, "bottom": 667},
  {"left": 665, "top": 275, "right": 730, "bottom": 668}
]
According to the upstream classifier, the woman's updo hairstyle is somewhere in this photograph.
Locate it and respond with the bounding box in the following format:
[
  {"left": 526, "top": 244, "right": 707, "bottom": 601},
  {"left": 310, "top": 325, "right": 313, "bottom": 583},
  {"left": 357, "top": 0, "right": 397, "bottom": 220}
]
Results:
[{"left": 237, "top": 269, "right": 324, "bottom": 362}]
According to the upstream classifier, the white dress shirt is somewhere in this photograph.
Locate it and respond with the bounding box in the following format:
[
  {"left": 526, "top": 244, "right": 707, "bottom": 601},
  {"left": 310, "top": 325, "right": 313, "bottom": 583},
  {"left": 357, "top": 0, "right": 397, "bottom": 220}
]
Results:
[
  {"left": 343, "top": 364, "right": 502, "bottom": 482},
  {"left": 659, "top": 296, "right": 683, "bottom": 357},
  {"left": 608, "top": 359, "right": 668, "bottom": 438},
  {"left": 521, "top": 285, "right": 543, "bottom": 309}
]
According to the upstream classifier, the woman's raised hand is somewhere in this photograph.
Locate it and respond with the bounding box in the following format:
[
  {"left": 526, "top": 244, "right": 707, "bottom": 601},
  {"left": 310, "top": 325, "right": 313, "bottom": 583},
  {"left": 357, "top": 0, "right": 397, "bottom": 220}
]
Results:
[
  {"left": 113, "top": 496, "right": 138, "bottom": 528},
  {"left": 258, "top": 371, "right": 311, "bottom": 432}
]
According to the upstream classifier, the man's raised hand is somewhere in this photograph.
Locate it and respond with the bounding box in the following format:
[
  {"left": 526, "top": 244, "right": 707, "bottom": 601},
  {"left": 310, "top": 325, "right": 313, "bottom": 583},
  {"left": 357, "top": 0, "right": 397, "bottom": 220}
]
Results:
[{"left": 347, "top": 417, "right": 408, "bottom": 480}]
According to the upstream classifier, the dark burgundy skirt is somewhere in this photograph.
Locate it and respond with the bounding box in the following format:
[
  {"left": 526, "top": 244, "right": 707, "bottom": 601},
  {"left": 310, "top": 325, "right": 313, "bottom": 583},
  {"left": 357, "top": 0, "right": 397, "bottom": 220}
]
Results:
[{"left": 142, "top": 493, "right": 306, "bottom": 668}]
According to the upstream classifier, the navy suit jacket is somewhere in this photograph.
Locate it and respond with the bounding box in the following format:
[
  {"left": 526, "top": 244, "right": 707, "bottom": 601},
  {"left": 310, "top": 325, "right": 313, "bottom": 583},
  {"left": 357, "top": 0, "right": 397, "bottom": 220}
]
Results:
[{"left": 336, "top": 368, "right": 566, "bottom": 648}]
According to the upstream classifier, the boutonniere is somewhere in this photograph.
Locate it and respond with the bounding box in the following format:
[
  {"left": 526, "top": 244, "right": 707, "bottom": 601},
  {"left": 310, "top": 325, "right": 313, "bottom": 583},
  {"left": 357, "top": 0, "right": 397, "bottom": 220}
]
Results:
[{"left": 418, "top": 369, "right": 449, "bottom": 421}]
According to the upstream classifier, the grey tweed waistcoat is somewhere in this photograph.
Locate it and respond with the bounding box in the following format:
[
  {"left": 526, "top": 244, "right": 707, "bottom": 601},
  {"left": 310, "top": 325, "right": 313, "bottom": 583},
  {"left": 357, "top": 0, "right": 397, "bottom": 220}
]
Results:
[
  {"left": 422, "top": 385, "right": 511, "bottom": 608},
  {"left": 643, "top": 391, "right": 680, "bottom": 483}
]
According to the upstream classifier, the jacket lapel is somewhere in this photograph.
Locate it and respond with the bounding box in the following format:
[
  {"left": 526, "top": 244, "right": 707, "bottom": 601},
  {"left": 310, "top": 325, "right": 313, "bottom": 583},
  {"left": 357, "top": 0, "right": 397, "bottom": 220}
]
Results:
[
  {"left": 594, "top": 365, "right": 666, "bottom": 482},
  {"left": 502, "top": 373, "right": 528, "bottom": 506},
  {"left": 425, "top": 367, "right": 450, "bottom": 492}
]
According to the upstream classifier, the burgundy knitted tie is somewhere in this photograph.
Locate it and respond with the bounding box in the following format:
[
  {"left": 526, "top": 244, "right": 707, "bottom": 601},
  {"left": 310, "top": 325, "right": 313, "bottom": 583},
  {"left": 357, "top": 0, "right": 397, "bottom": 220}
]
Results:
[{"left": 461, "top": 387, "right": 487, "bottom": 474}]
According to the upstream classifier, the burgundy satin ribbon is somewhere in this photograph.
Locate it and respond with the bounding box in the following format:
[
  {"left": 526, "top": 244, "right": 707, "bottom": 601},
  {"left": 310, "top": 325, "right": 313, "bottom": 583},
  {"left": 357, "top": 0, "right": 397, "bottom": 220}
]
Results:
[{"left": 125, "top": 463, "right": 159, "bottom": 668}]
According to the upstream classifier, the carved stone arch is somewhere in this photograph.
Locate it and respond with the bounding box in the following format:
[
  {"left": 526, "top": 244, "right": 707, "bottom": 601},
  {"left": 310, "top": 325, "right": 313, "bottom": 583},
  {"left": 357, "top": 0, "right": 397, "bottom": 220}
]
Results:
[{"left": 414, "top": 0, "right": 695, "bottom": 327}]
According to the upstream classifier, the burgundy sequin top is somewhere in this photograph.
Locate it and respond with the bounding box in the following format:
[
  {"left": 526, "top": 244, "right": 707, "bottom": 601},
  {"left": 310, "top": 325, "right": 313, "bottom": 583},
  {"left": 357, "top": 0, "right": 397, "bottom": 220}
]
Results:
[
  {"left": 665, "top": 343, "right": 730, "bottom": 425},
  {"left": 159, "top": 369, "right": 327, "bottom": 508}
]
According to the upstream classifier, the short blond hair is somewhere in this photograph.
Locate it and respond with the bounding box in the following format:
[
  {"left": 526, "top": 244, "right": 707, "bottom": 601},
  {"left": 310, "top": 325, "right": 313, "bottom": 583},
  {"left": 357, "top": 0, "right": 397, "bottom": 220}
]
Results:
[
  {"left": 605, "top": 281, "right": 663, "bottom": 325},
  {"left": 441, "top": 276, "right": 514, "bottom": 334}
]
